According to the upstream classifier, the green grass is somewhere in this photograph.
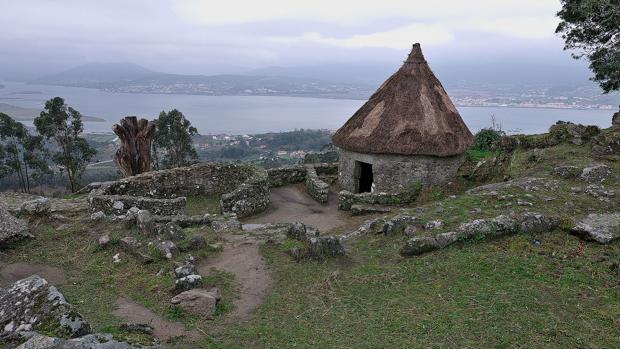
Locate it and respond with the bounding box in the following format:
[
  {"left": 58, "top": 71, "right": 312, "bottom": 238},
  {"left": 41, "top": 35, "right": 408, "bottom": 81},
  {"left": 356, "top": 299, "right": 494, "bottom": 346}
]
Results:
[
  {"left": 186, "top": 195, "right": 222, "bottom": 215},
  {"left": 0, "top": 220, "right": 234, "bottom": 345},
  {"left": 467, "top": 149, "right": 496, "bottom": 162},
  {"left": 507, "top": 143, "right": 597, "bottom": 178},
  {"left": 201, "top": 231, "right": 620, "bottom": 348}
]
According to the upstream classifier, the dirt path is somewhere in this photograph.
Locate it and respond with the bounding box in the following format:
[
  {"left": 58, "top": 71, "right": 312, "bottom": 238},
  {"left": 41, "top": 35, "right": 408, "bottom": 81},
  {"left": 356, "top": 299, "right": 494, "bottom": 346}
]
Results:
[
  {"left": 113, "top": 297, "right": 199, "bottom": 341},
  {"left": 0, "top": 262, "right": 66, "bottom": 287},
  {"left": 198, "top": 238, "right": 272, "bottom": 322},
  {"left": 246, "top": 184, "right": 346, "bottom": 231}
]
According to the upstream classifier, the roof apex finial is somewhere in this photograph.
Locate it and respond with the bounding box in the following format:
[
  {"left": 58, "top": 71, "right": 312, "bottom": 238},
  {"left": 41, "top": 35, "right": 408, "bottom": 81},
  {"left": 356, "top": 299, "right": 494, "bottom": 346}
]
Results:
[{"left": 405, "top": 43, "right": 426, "bottom": 63}]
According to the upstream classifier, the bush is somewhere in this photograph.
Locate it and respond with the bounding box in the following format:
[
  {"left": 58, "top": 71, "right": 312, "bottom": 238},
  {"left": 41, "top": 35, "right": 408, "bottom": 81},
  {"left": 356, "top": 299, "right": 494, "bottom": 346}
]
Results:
[{"left": 473, "top": 128, "right": 504, "bottom": 151}]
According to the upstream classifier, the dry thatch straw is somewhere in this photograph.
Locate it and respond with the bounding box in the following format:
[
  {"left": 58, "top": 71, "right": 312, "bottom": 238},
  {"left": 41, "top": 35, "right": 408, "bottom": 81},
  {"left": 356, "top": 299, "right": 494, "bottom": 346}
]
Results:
[{"left": 332, "top": 43, "right": 473, "bottom": 157}]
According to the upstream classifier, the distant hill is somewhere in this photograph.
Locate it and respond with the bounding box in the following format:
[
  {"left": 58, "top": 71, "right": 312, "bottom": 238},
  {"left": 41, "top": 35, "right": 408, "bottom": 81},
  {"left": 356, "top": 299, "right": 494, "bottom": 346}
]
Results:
[
  {"left": 246, "top": 64, "right": 394, "bottom": 86},
  {"left": 33, "top": 62, "right": 157, "bottom": 88},
  {"left": 0, "top": 103, "right": 104, "bottom": 122},
  {"left": 28, "top": 61, "right": 620, "bottom": 107},
  {"left": 33, "top": 63, "right": 373, "bottom": 99}
]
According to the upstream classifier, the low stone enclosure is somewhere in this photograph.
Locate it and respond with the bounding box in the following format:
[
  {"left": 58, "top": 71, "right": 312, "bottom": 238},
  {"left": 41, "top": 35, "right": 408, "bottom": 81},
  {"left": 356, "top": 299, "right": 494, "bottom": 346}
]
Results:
[
  {"left": 88, "top": 162, "right": 338, "bottom": 219},
  {"left": 86, "top": 158, "right": 431, "bottom": 221}
]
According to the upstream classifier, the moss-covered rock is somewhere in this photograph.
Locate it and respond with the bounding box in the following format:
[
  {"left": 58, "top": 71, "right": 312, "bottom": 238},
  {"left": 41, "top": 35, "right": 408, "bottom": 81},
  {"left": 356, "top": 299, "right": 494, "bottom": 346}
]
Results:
[{"left": 0, "top": 275, "right": 91, "bottom": 341}]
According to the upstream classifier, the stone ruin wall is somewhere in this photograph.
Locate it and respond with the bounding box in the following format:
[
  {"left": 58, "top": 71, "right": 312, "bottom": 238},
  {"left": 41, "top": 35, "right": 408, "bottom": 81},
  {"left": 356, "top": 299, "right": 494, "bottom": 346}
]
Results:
[
  {"left": 267, "top": 163, "right": 336, "bottom": 204},
  {"left": 103, "top": 163, "right": 256, "bottom": 198},
  {"left": 338, "top": 148, "right": 465, "bottom": 194},
  {"left": 88, "top": 194, "right": 186, "bottom": 216},
  {"left": 88, "top": 163, "right": 337, "bottom": 218},
  {"left": 89, "top": 163, "right": 270, "bottom": 218},
  {"left": 305, "top": 167, "right": 329, "bottom": 203},
  {"left": 267, "top": 165, "right": 307, "bottom": 187},
  {"left": 220, "top": 170, "right": 271, "bottom": 218},
  {"left": 88, "top": 162, "right": 340, "bottom": 219}
]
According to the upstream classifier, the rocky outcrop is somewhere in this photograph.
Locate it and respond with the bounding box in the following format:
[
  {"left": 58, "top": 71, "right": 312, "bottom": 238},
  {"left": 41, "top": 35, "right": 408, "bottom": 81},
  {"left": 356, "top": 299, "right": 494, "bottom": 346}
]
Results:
[
  {"left": 338, "top": 187, "right": 421, "bottom": 211},
  {"left": 158, "top": 222, "right": 185, "bottom": 241},
  {"left": 592, "top": 129, "right": 620, "bottom": 160},
  {"left": 580, "top": 164, "right": 612, "bottom": 183},
  {"left": 119, "top": 237, "right": 153, "bottom": 264},
  {"left": 284, "top": 222, "right": 345, "bottom": 260},
  {"left": 400, "top": 212, "right": 561, "bottom": 257},
  {"left": 571, "top": 213, "right": 620, "bottom": 244},
  {"left": 0, "top": 206, "right": 31, "bottom": 247},
  {"left": 156, "top": 241, "right": 178, "bottom": 260},
  {"left": 19, "top": 198, "right": 51, "bottom": 216},
  {"left": 339, "top": 217, "right": 386, "bottom": 241},
  {"left": 136, "top": 210, "right": 157, "bottom": 235},
  {"left": 175, "top": 274, "right": 203, "bottom": 292},
  {"left": 519, "top": 212, "right": 561, "bottom": 233},
  {"left": 170, "top": 288, "right": 220, "bottom": 319},
  {"left": 548, "top": 121, "right": 601, "bottom": 145},
  {"left": 551, "top": 166, "right": 581, "bottom": 179},
  {"left": 583, "top": 184, "right": 616, "bottom": 201},
  {"left": 467, "top": 177, "right": 560, "bottom": 195},
  {"left": 244, "top": 222, "right": 345, "bottom": 260},
  {"left": 14, "top": 332, "right": 160, "bottom": 349},
  {"left": 307, "top": 236, "right": 345, "bottom": 260},
  {"left": 0, "top": 275, "right": 91, "bottom": 340},
  {"left": 174, "top": 264, "right": 197, "bottom": 278}
]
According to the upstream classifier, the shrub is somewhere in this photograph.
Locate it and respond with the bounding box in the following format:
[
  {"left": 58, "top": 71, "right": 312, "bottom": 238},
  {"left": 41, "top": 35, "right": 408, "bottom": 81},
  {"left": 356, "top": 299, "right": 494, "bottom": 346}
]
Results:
[{"left": 473, "top": 128, "right": 504, "bottom": 151}]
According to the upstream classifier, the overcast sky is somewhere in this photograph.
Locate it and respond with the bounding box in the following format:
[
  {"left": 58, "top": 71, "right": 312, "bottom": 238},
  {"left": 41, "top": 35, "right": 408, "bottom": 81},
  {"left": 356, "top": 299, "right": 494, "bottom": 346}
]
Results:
[{"left": 0, "top": 0, "right": 586, "bottom": 79}]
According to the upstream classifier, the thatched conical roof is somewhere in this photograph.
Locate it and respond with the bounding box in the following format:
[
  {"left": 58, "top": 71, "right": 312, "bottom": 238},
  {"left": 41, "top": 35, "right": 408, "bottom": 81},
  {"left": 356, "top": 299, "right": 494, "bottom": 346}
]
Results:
[{"left": 332, "top": 43, "right": 473, "bottom": 157}]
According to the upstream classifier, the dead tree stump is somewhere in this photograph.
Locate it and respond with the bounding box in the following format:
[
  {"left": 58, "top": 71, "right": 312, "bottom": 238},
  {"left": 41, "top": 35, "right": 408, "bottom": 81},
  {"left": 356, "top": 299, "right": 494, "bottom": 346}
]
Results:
[{"left": 113, "top": 116, "right": 155, "bottom": 177}]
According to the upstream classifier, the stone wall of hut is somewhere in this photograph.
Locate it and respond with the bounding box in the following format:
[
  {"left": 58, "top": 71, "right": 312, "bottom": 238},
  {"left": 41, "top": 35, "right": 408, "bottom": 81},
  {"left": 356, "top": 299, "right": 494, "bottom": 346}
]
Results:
[{"left": 337, "top": 148, "right": 465, "bottom": 194}]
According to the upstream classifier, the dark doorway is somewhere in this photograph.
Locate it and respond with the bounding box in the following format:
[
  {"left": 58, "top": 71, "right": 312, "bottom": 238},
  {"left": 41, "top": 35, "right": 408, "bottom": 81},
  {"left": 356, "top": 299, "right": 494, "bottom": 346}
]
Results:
[{"left": 357, "top": 161, "right": 373, "bottom": 193}]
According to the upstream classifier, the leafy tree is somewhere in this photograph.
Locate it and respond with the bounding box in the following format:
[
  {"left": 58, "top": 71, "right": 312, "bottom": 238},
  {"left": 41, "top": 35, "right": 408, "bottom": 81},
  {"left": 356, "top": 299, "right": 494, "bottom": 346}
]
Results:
[
  {"left": 34, "top": 97, "right": 96, "bottom": 192},
  {"left": 152, "top": 109, "right": 198, "bottom": 169},
  {"left": 556, "top": 0, "right": 620, "bottom": 92},
  {"left": 0, "top": 113, "right": 50, "bottom": 193}
]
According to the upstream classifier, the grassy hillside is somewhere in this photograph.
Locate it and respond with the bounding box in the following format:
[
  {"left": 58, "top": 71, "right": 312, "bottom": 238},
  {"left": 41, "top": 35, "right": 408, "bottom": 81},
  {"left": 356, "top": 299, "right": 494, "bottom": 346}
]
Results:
[{"left": 1, "top": 122, "right": 619, "bottom": 348}]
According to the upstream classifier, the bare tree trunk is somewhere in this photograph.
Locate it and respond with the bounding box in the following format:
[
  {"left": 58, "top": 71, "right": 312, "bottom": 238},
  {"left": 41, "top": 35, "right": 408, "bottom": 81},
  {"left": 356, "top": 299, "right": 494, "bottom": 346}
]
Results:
[
  {"left": 23, "top": 160, "right": 30, "bottom": 193},
  {"left": 113, "top": 116, "right": 155, "bottom": 178}
]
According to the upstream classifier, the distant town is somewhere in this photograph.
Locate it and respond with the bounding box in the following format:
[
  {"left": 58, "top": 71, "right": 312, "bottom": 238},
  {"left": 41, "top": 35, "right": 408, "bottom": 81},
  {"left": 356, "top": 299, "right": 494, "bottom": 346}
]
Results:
[
  {"left": 28, "top": 62, "right": 620, "bottom": 111},
  {"left": 103, "top": 80, "right": 618, "bottom": 110}
]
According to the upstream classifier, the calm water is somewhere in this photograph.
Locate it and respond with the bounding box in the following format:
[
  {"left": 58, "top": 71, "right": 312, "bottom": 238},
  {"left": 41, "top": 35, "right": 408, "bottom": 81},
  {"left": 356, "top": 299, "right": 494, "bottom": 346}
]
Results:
[{"left": 1, "top": 81, "right": 615, "bottom": 135}]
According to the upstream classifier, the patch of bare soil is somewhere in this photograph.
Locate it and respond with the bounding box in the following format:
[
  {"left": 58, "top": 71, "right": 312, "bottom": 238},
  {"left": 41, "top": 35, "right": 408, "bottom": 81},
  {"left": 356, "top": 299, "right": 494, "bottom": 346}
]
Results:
[
  {"left": 113, "top": 297, "right": 199, "bottom": 341},
  {"left": 0, "top": 262, "right": 66, "bottom": 287},
  {"left": 198, "top": 238, "right": 272, "bottom": 322},
  {"left": 246, "top": 184, "right": 346, "bottom": 231}
]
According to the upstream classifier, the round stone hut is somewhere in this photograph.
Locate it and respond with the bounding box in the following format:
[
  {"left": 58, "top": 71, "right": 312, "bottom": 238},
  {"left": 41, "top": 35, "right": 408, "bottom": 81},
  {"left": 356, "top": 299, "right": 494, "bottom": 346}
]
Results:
[{"left": 332, "top": 43, "right": 474, "bottom": 194}]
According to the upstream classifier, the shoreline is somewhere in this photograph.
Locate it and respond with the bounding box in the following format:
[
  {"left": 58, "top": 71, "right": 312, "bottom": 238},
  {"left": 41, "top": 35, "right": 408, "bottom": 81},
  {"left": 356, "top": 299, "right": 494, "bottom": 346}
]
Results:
[{"left": 2, "top": 80, "right": 616, "bottom": 112}]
